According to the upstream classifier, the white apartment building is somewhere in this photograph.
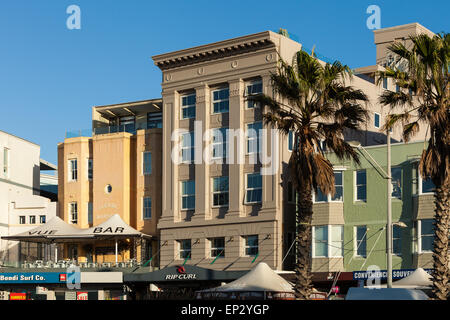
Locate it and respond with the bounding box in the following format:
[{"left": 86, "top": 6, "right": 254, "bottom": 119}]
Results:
[{"left": 0, "top": 130, "right": 57, "bottom": 266}]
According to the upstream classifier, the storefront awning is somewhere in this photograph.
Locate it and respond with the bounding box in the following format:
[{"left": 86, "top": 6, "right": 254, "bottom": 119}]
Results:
[{"left": 1, "top": 214, "right": 151, "bottom": 243}]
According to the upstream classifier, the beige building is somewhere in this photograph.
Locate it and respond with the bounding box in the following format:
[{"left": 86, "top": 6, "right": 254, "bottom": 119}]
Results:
[
  {"left": 57, "top": 99, "right": 162, "bottom": 265},
  {"left": 151, "top": 23, "right": 432, "bottom": 273}
]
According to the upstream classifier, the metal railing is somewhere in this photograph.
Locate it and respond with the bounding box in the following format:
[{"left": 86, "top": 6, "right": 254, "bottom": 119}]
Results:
[
  {"left": 1, "top": 259, "right": 157, "bottom": 270},
  {"left": 93, "top": 124, "right": 137, "bottom": 136},
  {"left": 65, "top": 129, "right": 92, "bottom": 139}
]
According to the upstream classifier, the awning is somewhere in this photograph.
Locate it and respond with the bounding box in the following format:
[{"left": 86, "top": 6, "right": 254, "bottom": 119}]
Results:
[
  {"left": 1, "top": 214, "right": 151, "bottom": 243},
  {"left": 1, "top": 216, "right": 82, "bottom": 243}
]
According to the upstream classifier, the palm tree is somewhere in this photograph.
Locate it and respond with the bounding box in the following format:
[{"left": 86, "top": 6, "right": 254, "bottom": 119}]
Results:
[
  {"left": 249, "top": 50, "right": 368, "bottom": 299},
  {"left": 377, "top": 33, "right": 449, "bottom": 300}
]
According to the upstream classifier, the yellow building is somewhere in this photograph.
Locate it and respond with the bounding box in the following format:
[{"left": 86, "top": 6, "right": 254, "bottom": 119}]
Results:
[{"left": 57, "top": 99, "right": 162, "bottom": 266}]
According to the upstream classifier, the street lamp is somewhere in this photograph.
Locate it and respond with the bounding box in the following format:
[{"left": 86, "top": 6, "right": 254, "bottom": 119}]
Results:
[{"left": 348, "top": 132, "right": 393, "bottom": 288}]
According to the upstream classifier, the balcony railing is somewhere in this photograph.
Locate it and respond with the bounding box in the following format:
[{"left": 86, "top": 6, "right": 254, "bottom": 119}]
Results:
[
  {"left": 94, "top": 123, "right": 136, "bottom": 135},
  {"left": 65, "top": 129, "right": 92, "bottom": 139}
]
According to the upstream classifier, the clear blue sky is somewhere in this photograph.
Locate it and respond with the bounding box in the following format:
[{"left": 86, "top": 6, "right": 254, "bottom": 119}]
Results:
[{"left": 0, "top": 0, "right": 448, "bottom": 165}]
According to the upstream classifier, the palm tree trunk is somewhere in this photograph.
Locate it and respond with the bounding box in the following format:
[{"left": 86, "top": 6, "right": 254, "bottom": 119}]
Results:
[
  {"left": 294, "top": 182, "right": 314, "bottom": 300},
  {"left": 431, "top": 182, "right": 450, "bottom": 300}
]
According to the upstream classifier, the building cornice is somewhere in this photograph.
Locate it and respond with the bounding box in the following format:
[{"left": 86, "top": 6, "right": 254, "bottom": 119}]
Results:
[{"left": 152, "top": 31, "right": 278, "bottom": 71}]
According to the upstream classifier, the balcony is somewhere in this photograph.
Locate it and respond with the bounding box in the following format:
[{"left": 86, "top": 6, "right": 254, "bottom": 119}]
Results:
[{"left": 93, "top": 123, "right": 137, "bottom": 136}]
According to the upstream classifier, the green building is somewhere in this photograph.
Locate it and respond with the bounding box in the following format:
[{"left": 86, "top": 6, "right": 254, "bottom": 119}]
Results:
[{"left": 284, "top": 141, "right": 437, "bottom": 290}]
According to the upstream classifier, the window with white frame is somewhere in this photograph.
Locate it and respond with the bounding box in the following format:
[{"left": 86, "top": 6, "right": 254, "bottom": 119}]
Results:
[
  {"left": 212, "top": 128, "right": 228, "bottom": 160},
  {"left": 245, "top": 80, "right": 263, "bottom": 108},
  {"left": 181, "top": 180, "right": 195, "bottom": 210},
  {"left": 313, "top": 225, "right": 344, "bottom": 258},
  {"left": 382, "top": 77, "right": 388, "bottom": 89},
  {"left": 246, "top": 173, "right": 262, "bottom": 204},
  {"left": 418, "top": 219, "right": 434, "bottom": 253},
  {"left": 87, "top": 158, "right": 93, "bottom": 181},
  {"left": 3, "top": 147, "right": 9, "bottom": 179},
  {"left": 70, "top": 202, "right": 78, "bottom": 224},
  {"left": 243, "top": 235, "right": 258, "bottom": 256},
  {"left": 87, "top": 202, "right": 93, "bottom": 224},
  {"left": 392, "top": 225, "right": 402, "bottom": 255},
  {"left": 181, "top": 93, "right": 196, "bottom": 119},
  {"left": 19, "top": 216, "right": 25, "bottom": 224},
  {"left": 210, "top": 237, "right": 225, "bottom": 258},
  {"left": 143, "top": 152, "right": 152, "bottom": 175},
  {"left": 69, "top": 159, "right": 78, "bottom": 181},
  {"left": 39, "top": 215, "right": 46, "bottom": 224},
  {"left": 355, "top": 170, "right": 367, "bottom": 201},
  {"left": 391, "top": 167, "right": 402, "bottom": 199},
  {"left": 246, "top": 122, "right": 262, "bottom": 154},
  {"left": 212, "top": 88, "right": 229, "bottom": 114},
  {"left": 212, "top": 176, "right": 229, "bottom": 207},
  {"left": 29, "top": 215, "right": 36, "bottom": 224},
  {"left": 181, "top": 132, "right": 194, "bottom": 163},
  {"left": 355, "top": 226, "right": 367, "bottom": 257},
  {"left": 178, "top": 239, "right": 191, "bottom": 260},
  {"left": 313, "top": 171, "right": 343, "bottom": 202},
  {"left": 412, "top": 162, "right": 435, "bottom": 195},
  {"left": 143, "top": 197, "right": 152, "bottom": 219},
  {"left": 374, "top": 113, "right": 380, "bottom": 128}
]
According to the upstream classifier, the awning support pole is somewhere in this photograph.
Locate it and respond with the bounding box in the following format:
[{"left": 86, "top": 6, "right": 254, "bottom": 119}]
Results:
[
  {"left": 55, "top": 244, "right": 58, "bottom": 263},
  {"left": 115, "top": 239, "right": 118, "bottom": 264}
]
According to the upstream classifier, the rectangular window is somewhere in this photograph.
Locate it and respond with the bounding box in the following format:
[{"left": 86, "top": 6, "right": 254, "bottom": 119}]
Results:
[
  {"left": 313, "top": 226, "right": 328, "bottom": 257},
  {"left": 119, "top": 116, "right": 136, "bottom": 133},
  {"left": 143, "top": 197, "right": 152, "bottom": 219},
  {"left": 181, "top": 93, "right": 196, "bottom": 119},
  {"left": 382, "top": 77, "right": 388, "bottom": 89},
  {"left": 391, "top": 167, "right": 402, "bottom": 199},
  {"left": 422, "top": 177, "right": 435, "bottom": 194},
  {"left": 212, "top": 128, "right": 228, "bottom": 160},
  {"left": 178, "top": 239, "right": 191, "bottom": 260},
  {"left": 143, "top": 152, "right": 152, "bottom": 175},
  {"left": 87, "top": 159, "right": 93, "bottom": 181},
  {"left": 331, "top": 171, "right": 344, "bottom": 201},
  {"left": 181, "top": 132, "right": 194, "bottom": 163},
  {"left": 246, "top": 173, "right": 262, "bottom": 204},
  {"left": 181, "top": 180, "right": 195, "bottom": 210},
  {"left": 69, "top": 159, "right": 78, "bottom": 181},
  {"left": 355, "top": 226, "right": 367, "bottom": 257},
  {"left": 287, "top": 181, "right": 296, "bottom": 204},
  {"left": 314, "top": 171, "right": 343, "bottom": 202},
  {"left": 392, "top": 225, "right": 402, "bottom": 255},
  {"left": 355, "top": 170, "right": 367, "bottom": 201},
  {"left": 313, "top": 225, "right": 344, "bottom": 258},
  {"left": 420, "top": 219, "right": 434, "bottom": 252},
  {"left": 288, "top": 131, "right": 294, "bottom": 151},
  {"left": 330, "top": 225, "right": 344, "bottom": 257},
  {"left": 374, "top": 113, "right": 380, "bottom": 128},
  {"left": 39, "top": 215, "right": 46, "bottom": 224},
  {"left": 314, "top": 189, "right": 328, "bottom": 202},
  {"left": 212, "top": 88, "right": 229, "bottom": 114},
  {"left": 244, "top": 235, "right": 258, "bottom": 256},
  {"left": 210, "top": 237, "right": 225, "bottom": 258},
  {"left": 3, "top": 147, "right": 9, "bottom": 179},
  {"left": 19, "top": 216, "right": 25, "bottom": 224},
  {"left": 29, "top": 215, "right": 36, "bottom": 224},
  {"left": 245, "top": 80, "right": 263, "bottom": 108},
  {"left": 70, "top": 202, "right": 78, "bottom": 224},
  {"left": 147, "top": 112, "right": 162, "bottom": 129},
  {"left": 87, "top": 202, "right": 93, "bottom": 224},
  {"left": 212, "top": 176, "right": 229, "bottom": 207},
  {"left": 412, "top": 162, "right": 435, "bottom": 194},
  {"left": 247, "top": 122, "right": 262, "bottom": 154}
]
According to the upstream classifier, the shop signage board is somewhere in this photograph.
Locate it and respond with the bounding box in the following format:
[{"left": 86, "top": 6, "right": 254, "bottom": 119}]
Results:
[
  {"left": 0, "top": 273, "right": 66, "bottom": 284},
  {"left": 352, "top": 269, "right": 433, "bottom": 280},
  {"left": 9, "top": 293, "right": 27, "bottom": 300}
]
